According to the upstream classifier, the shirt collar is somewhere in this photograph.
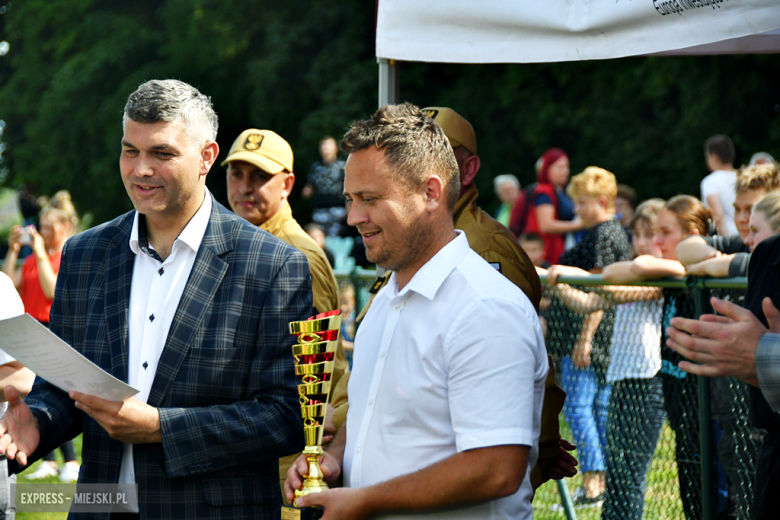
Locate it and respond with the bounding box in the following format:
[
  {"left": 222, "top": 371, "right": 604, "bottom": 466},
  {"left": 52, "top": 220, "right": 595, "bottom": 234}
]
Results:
[
  {"left": 129, "top": 188, "right": 213, "bottom": 259},
  {"left": 388, "top": 230, "right": 470, "bottom": 301}
]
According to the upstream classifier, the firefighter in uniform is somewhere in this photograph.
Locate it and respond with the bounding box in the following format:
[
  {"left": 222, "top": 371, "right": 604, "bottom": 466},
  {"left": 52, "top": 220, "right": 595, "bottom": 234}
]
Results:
[{"left": 222, "top": 129, "right": 347, "bottom": 497}]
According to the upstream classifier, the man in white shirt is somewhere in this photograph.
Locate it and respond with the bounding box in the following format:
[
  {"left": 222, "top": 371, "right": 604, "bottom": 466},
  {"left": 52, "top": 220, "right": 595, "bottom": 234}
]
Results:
[
  {"left": 701, "top": 134, "right": 738, "bottom": 235},
  {"left": 286, "top": 103, "right": 548, "bottom": 519},
  {"left": 0, "top": 272, "right": 36, "bottom": 519}
]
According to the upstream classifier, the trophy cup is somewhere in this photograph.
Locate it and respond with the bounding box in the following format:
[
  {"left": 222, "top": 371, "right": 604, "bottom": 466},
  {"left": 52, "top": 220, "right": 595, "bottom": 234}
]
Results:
[{"left": 281, "top": 310, "right": 342, "bottom": 520}]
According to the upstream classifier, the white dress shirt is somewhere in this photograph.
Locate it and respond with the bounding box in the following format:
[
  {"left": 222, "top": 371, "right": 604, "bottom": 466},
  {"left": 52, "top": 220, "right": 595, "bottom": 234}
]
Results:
[
  {"left": 344, "top": 231, "right": 548, "bottom": 520},
  {"left": 118, "top": 190, "right": 212, "bottom": 496},
  {"left": 0, "top": 273, "right": 24, "bottom": 417}
]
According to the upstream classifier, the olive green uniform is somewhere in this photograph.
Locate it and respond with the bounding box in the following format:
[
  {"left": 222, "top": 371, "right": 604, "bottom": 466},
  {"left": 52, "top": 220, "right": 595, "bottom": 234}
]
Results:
[{"left": 262, "top": 202, "right": 347, "bottom": 496}]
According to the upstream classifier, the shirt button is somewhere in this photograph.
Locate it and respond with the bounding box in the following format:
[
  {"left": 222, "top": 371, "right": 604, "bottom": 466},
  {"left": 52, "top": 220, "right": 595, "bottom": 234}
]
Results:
[
  {"left": 356, "top": 446, "right": 362, "bottom": 453},
  {"left": 394, "top": 304, "right": 399, "bottom": 310},
  {"left": 367, "top": 399, "right": 374, "bottom": 406},
  {"left": 380, "top": 352, "right": 387, "bottom": 358}
]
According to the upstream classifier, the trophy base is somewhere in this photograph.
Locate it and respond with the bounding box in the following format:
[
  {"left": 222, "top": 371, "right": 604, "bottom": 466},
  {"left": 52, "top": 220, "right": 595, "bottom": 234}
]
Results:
[{"left": 281, "top": 505, "right": 324, "bottom": 520}]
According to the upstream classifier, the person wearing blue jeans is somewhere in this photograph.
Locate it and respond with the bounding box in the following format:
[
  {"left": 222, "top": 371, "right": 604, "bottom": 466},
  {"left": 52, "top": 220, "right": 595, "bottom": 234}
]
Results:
[{"left": 561, "top": 356, "right": 611, "bottom": 502}]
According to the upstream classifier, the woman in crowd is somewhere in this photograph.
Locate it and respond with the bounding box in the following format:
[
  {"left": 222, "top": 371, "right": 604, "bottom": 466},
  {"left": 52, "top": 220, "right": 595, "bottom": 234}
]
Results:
[
  {"left": 2, "top": 190, "right": 81, "bottom": 483},
  {"left": 514, "top": 148, "right": 583, "bottom": 264},
  {"left": 492, "top": 174, "right": 520, "bottom": 227}
]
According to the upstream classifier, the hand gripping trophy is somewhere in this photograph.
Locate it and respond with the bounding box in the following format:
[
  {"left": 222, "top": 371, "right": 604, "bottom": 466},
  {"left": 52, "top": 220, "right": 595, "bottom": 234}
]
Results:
[{"left": 282, "top": 310, "right": 342, "bottom": 520}]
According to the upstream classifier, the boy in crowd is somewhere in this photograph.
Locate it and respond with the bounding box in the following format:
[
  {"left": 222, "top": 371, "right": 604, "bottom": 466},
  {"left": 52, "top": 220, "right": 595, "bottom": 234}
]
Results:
[
  {"left": 543, "top": 167, "right": 633, "bottom": 503},
  {"left": 678, "top": 162, "right": 780, "bottom": 277},
  {"left": 520, "top": 233, "right": 550, "bottom": 269}
]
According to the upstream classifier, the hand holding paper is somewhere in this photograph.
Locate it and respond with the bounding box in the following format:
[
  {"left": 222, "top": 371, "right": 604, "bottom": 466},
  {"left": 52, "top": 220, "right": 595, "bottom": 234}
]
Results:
[{"left": 71, "top": 392, "right": 161, "bottom": 444}]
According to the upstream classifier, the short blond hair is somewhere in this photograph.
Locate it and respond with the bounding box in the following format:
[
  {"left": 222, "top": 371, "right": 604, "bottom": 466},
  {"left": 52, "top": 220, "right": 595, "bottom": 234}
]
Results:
[
  {"left": 735, "top": 163, "right": 780, "bottom": 194},
  {"left": 341, "top": 103, "right": 460, "bottom": 212},
  {"left": 752, "top": 192, "right": 780, "bottom": 233},
  {"left": 567, "top": 167, "right": 618, "bottom": 210}
]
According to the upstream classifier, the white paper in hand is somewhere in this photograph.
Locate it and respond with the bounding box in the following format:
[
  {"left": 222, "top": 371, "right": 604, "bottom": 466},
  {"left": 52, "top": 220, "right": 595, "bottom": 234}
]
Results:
[{"left": 0, "top": 314, "right": 139, "bottom": 401}]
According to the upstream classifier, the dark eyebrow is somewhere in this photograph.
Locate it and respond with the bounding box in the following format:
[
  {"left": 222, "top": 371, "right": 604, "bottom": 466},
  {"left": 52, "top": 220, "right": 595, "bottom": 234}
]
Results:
[
  {"left": 345, "top": 190, "right": 378, "bottom": 198},
  {"left": 121, "top": 140, "right": 136, "bottom": 148}
]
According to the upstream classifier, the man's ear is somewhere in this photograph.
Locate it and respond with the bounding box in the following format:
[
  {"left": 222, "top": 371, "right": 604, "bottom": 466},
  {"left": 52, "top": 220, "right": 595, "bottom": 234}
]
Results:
[
  {"left": 460, "top": 155, "right": 481, "bottom": 187},
  {"left": 422, "top": 175, "right": 446, "bottom": 211},
  {"left": 282, "top": 172, "right": 296, "bottom": 199},
  {"left": 200, "top": 141, "right": 220, "bottom": 178},
  {"left": 600, "top": 195, "right": 610, "bottom": 211}
]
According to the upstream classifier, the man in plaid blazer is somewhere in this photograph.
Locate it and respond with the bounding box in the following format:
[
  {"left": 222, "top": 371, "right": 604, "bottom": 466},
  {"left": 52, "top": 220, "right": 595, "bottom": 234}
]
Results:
[{"left": 0, "top": 80, "right": 309, "bottom": 519}]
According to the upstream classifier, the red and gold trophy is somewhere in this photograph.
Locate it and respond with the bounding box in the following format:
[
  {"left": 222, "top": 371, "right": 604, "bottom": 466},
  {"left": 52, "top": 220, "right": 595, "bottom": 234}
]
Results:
[{"left": 281, "top": 310, "right": 342, "bottom": 520}]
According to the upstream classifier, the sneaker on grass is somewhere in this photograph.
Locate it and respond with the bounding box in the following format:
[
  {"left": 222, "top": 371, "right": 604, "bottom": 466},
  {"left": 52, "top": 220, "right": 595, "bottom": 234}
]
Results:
[
  {"left": 59, "top": 461, "right": 80, "bottom": 483},
  {"left": 25, "top": 462, "right": 58, "bottom": 480}
]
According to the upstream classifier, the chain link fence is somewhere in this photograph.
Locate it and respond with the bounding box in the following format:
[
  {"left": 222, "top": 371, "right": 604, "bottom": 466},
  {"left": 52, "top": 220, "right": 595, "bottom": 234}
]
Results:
[{"left": 335, "top": 269, "right": 756, "bottom": 520}]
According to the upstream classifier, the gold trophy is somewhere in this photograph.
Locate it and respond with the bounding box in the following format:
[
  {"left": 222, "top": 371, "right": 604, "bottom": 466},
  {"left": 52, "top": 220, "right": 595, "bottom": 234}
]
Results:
[{"left": 281, "top": 310, "right": 342, "bottom": 520}]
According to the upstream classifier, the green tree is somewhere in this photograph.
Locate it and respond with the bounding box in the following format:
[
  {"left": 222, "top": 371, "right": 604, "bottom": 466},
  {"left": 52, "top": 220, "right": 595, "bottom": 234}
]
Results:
[
  {"left": 0, "top": 0, "right": 376, "bottom": 223},
  {"left": 1, "top": 1, "right": 778, "bottom": 224}
]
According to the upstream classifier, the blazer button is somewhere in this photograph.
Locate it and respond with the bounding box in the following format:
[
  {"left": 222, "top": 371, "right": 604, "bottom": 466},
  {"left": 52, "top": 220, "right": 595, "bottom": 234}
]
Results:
[{"left": 189, "top": 465, "right": 196, "bottom": 473}]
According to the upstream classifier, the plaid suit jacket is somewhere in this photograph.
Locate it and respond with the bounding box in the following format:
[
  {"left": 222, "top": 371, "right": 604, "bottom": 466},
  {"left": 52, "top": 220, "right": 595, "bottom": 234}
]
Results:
[{"left": 15, "top": 198, "right": 310, "bottom": 519}]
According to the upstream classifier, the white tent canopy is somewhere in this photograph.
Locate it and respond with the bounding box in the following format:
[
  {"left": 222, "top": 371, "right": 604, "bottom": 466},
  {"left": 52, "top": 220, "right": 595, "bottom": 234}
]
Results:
[{"left": 376, "top": 0, "right": 780, "bottom": 64}]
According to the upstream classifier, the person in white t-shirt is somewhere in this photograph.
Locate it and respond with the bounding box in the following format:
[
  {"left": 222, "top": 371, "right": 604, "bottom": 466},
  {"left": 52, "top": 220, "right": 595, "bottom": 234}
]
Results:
[
  {"left": 285, "top": 103, "right": 548, "bottom": 520},
  {"left": 0, "top": 272, "right": 36, "bottom": 518},
  {"left": 701, "top": 134, "right": 738, "bottom": 236}
]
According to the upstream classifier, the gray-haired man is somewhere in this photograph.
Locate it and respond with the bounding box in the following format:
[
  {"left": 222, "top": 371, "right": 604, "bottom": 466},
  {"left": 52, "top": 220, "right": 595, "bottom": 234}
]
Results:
[{"left": 0, "top": 79, "right": 310, "bottom": 519}]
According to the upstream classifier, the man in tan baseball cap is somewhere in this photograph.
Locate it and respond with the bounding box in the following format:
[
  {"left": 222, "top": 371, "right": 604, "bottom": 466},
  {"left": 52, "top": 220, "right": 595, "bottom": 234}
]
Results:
[{"left": 223, "top": 129, "right": 346, "bottom": 499}]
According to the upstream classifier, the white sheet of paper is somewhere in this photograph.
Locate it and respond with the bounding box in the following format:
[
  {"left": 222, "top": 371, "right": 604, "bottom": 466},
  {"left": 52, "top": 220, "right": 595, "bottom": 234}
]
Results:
[{"left": 0, "top": 314, "right": 139, "bottom": 401}]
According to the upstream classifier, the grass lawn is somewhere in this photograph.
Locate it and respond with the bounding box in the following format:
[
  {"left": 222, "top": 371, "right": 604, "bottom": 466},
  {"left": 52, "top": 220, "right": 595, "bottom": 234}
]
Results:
[
  {"left": 16, "top": 435, "right": 82, "bottom": 520},
  {"left": 14, "top": 419, "right": 687, "bottom": 519},
  {"left": 533, "top": 418, "right": 685, "bottom": 519}
]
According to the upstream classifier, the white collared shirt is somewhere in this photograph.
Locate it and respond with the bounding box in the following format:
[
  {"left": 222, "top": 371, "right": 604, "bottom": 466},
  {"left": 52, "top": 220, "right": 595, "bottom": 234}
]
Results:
[
  {"left": 118, "top": 189, "right": 212, "bottom": 496},
  {"left": 344, "top": 231, "right": 548, "bottom": 520},
  {"left": 0, "top": 273, "right": 24, "bottom": 417}
]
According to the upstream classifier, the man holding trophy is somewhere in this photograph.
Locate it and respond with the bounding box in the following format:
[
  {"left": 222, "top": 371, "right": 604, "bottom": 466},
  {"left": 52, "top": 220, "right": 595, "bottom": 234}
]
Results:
[{"left": 285, "top": 103, "right": 548, "bottom": 519}]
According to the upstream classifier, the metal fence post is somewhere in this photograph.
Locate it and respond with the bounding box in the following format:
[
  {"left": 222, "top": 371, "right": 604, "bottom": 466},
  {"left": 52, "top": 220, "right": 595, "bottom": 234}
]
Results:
[
  {"left": 556, "top": 480, "right": 578, "bottom": 520},
  {"left": 692, "top": 276, "right": 715, "bottom": 520}
]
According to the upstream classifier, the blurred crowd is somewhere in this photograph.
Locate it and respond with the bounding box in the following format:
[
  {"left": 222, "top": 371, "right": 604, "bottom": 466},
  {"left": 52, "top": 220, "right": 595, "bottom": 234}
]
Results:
[{"left": 1, "top": 85, "right": 779, "bottom": 520}]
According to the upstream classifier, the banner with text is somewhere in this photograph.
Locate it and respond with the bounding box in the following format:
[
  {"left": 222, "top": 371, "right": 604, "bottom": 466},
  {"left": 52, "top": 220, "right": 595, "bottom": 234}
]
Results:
[{"left": 376, "top": 0, "right": 780, "bottom": 63}]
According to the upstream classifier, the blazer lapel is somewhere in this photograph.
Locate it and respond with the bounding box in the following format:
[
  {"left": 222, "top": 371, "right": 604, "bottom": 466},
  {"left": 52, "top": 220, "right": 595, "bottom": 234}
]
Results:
[
  {"left": 104, "top": 221, "right": 135, "bottom": 383},
  {"left": 146, "top": 202, "right": 234, "bottom": 407}
]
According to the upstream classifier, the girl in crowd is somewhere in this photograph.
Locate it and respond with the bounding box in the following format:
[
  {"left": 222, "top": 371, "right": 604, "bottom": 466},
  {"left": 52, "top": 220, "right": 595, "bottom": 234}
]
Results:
[
  {"left": 2, "top": 190, "right": 82, "bottom": 483},
  {"left": 601, "top": 195, "right": 706, "bottom": 520},
  {"left": 546, "top": 199, "right": 672, "bottom": 515},
  {"left": 599, "top": 199, "right": 668, "bottom": 520},
  {"left": 745, "top": 192, "right": 780, "bottom": 251},
  {"left": 514, "top": 148, "right": 583, "bottom": 263}
]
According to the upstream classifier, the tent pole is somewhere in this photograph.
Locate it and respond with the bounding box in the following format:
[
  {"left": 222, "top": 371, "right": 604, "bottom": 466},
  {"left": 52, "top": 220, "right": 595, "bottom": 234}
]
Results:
[
  {"left": 375, "top": 58, "right": 399, "bottom": 279},
  {"left": 377, "top": 58, "right": 400, "bottom": 108}
]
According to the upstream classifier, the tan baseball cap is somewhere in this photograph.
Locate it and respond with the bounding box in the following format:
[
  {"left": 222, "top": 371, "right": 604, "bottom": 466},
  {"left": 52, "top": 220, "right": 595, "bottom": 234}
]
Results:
[
  {"left": 421, "top": 107, "right": 477, "bottom": 155},
  {"left": 221, "top": 129, "right": 293, "bottom": 174}
]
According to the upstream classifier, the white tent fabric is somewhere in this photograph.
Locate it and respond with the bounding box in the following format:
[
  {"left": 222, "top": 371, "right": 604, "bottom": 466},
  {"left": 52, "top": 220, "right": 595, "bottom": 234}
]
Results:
[{"left": 376, "top": 1, "right": 780, "bottom": 63}]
